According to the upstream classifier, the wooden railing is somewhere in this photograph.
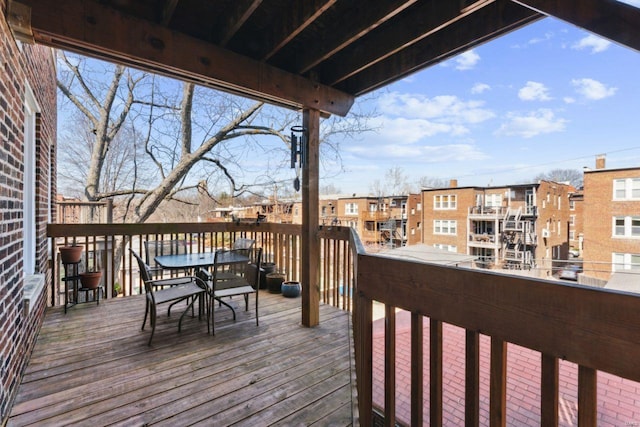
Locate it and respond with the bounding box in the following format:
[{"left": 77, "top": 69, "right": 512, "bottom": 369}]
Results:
[
  {"left": 47, "top": 222, "right": 354, "bottom": 311},
  {"left": 351, "top": 224, "right": 640, "bottom": 426}
]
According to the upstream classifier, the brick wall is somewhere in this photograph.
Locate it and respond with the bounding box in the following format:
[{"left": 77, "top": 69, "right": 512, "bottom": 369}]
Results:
[
  {"left": 583, "top": 168, "right": 640, "bottom": 280},
  {"left": 0, "top": 4, "right": 57, "bottom": 423}
]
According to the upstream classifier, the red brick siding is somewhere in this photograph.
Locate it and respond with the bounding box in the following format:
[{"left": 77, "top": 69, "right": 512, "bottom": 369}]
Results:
[
  {"left": 583, "top": 169, "right": 640, "bottom": 280},
  {"left": 0, "top": 6, "right": 57, "bottom": 423},
  {"left": 422, "top": 188, "right": 478, "bottom": 251}
]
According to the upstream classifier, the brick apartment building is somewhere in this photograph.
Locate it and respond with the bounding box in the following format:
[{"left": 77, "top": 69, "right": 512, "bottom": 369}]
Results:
[
  {"left": 336, "top": 195, "right": 413, "bottom": 248},
  {"left": 568, "top": 189, "right": 584, "bottom": 256},
  {"left": 582, "top": 156, "right": 640, "bottom": 281},
  {"left": 0, "top": 6, "right": 57, "bottom": 422},
  {"left": 421, "top": 179, "right": 574, "bottom": 276}
]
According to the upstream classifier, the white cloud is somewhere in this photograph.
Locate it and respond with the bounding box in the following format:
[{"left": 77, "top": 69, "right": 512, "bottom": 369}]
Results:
[
  {"left": 518, "top": 81, "right": 552, "bottom": 101},
  {"left": 378, "top": 92, "right": 495, "bottom": 125},
  {"left": 563, "top": 97, "right": 576, "bottom": 104},
  {"left": 495, "top": 109, "right": 567, "bottom": 138},
  {"left": 455, "top": 50, "right": 480, "bottom": 70},
  {"left": 471, "top": 83, "right": 491, "bottom": 94},
  {"left": 572, "top": 34, "right": 611, "bottom": 53},
  {"left": 344, "top": 141, "right": 488, "bottom": 163},
  {"left": 571, "top": 78, "right": 617, "bottom": 100}
]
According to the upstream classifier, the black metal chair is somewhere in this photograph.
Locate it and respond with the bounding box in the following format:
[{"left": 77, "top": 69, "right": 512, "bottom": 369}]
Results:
[
  {"left": 207, "top": 247, "right": 262, "bottom": 335},
  {"left": 131, "top": 249, "right": 208, "bottom": 345},
  {"left": 143, "top": 239, "right": 189, "bottom": 278}
]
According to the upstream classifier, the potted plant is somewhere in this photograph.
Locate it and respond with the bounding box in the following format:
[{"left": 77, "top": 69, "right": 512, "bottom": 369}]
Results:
[
  {"left": 59, "top": 245, "right": 83, "bottom": 264},
  {"left": 79, "top": 270, "right": 102, "bottom": 289},
  {"left": 112, "top": 282, "right": 121, "bottom": 297}
]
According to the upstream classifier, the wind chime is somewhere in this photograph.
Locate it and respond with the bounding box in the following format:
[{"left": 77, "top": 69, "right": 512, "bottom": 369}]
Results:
[{"left": 290, "top": 125, "right": 306, "bottom": 191}]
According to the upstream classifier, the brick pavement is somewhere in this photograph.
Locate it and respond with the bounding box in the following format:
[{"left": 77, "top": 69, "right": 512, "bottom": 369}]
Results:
[{"left": 372, "top": 310, "right": 640, "bottom": 426}]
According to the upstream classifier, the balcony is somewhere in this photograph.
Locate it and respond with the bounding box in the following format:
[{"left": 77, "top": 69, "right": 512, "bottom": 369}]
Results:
[
  {"left": 468, "top": 206, "right": 507, "bottom": 219},
  {"left": 468, "top": 232, "right": 500, "bottom": 249},
  {"left": 9, "top": 222, "right": 640, "bottom": 425}
]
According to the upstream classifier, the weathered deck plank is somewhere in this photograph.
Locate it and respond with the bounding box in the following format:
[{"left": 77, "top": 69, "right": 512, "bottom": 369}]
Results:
[{"left": 8, "top": 291, "right": 355, "bottom": 426}]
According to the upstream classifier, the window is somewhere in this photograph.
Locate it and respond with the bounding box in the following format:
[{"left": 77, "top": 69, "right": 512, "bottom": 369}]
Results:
[
  {"left": 569, "top": 230, "right": 575, "bottom": 240},
  {"left": 569, "top": 200, "right": 575, "bottom": 210},
  {"left": 411, "top": 228, "right": 415, "bottom": 235},
  {"left": 417, "top": 203, "right": 422, "bottom": 211},
  {"left": 417, "top": 221, "right": 421, "bottom": 229},
  {"left": 434, "top": 244, "right": 457, "bottom": 252},
  {"left": 570, "top": 215, "right": 576, "bottom": 226},
  {"left": 345, "top": 203, "right": 358, "bottom": 215},
  {"left": 434, "top": 195, "right": 457, "bottom": 210},
  {"left": 557, "top": 196, "right": 561, "bottom": 209},
  {"left": 23, "top": 82, "right": 40, "bottom": 276},
  {"left": 613, "top": 178, "right": 640, "bottom": 200},
  {"left": 321, "top": 206, "right": 327, "bottom": 215},
  {"left": 434, "top": 220, "right": 457, "bottom": 235},
  {"left": 612, "top": 253, "right": 640, "bottom": 271},
  {"left": 557, "top": 221, "right": 561, "bottom": 235},
  {"left": 613, "top": 216, "right": 640, "bottom": 237},
  {"left": 486, "top": 194, "right": 502, "bottom": 207},
  {"left": 369, "top": 203, "right": 377, "bottom": 212}
]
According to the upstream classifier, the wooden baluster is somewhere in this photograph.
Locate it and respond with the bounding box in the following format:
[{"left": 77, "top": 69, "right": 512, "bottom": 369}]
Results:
[
  {"left": 490, "top": 338, "right": 507, "bottom": 427},
  {"left": 541, "top": 354, "right": 559, "bottom": 427},
  {"left": 430, "top": 318, "right": 443, "bottom": 427},
  {"left": 411, "top": 312, "right": 424, "bottom": 426},
  {"left": 578, "top": 365, "right": 597, "bottom": 426},
  {"left": 466, "top": 330, "right": 480, "bottom": 427},
  {"left": 385, "top": 305, "right": 396, "bottom": 426}
]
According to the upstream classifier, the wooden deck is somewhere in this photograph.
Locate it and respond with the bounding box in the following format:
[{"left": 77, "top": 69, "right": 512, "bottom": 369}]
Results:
[{"left": 8, "top": 291, "right": 357, "bottom": 426}]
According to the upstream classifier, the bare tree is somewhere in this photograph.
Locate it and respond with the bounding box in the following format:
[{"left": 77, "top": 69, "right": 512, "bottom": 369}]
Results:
[
  {"left": 534, "top": 169, "right": 583, "bottom": 188},
  {"left": 418, "top": 176, "right": 448, "bottom": 189},
  {"left": 57, "top": 52, "right": 374, "bottom": 223}
]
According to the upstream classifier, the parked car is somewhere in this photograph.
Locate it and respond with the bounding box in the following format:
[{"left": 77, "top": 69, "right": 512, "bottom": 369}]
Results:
[
  {"left": 559, "top": 264, "right": 582, "bottom": 281},
  {"left": 569, "top": 248, "right": 580, "bottom": 258}
]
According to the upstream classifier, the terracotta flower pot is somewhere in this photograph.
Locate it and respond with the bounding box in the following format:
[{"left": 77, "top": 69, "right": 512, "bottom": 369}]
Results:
[
  {"left": 59, "top": 245, "right": 83, "bottom": 264},
  {"left": 80, "top": 271, "right": 102, "bottom": 289}
]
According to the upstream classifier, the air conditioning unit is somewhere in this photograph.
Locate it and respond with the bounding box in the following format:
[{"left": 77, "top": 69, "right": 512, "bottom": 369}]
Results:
[{"left": 541, "top": 228, "right": 550, "bottom": 238}]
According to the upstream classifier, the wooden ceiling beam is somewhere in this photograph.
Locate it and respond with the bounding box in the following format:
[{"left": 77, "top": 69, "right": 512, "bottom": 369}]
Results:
[
  {"left": 512, "top": 0, "right": 640, "bottom": 52},
  {"left": 296, "top": 0, "right": 418, "bottom": 74},
  {"left": 161, "top": 0, "right": 180, "bottom": 26},
  {"left": 16, "top": 0, "right": 354, "bottom": 116},
  {"left": 317, "top": 0, "right": 490, "bottom": 86},
  {"left": 259, "top": 0, "right": 337, "bottom": 61},
  {"left": 214, "top": 0, "right": 262, "bottom": 46},
  {"left": 340, "top": 0, "right": 541, "bottom": 96}
]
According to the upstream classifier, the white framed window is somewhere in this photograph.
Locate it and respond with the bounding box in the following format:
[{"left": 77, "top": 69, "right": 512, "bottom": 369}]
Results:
[
  {"left": 569, "top": 199, "right": 575, "bottom": 210},
  {"left": 345, "top": 203, "right": 358, "bottom": 215},
  {"left": 613, "top": 178, "right": 640, "bottom": 200},
  {"left": 570, "top": 215, "right": 576, "bottom": 226},
  {"left": 434, "top": 195, "right": 457, "bottom": 210},
  {"left": 417, "top": 203, "right": 422, "bottom": 211},
  {"left": 557, "top": 196, "right": 561, "bottom": 209},
  {"left": 23, "top": 82, "right": 40, "bottom": 276},
  {"left": 612, "top": 253, "right": 640, "bottom": 271},
  {"left": 613, "top": 216, "right": 640, "bottom": 238},
  {"left": 369, "top": 203, "right": 377, "bottom": 212},
  {"left": 434, "top": 220, "right": 457, "bottom": 235},
  {"left": 569, "top": 230, "right": 575, "bottom": 240},
  {"left": 557, "top": 221, "right": 561, "bottom": 235},
  {"left": 486, "top": 194, "right": 502, "bottom": 207}
]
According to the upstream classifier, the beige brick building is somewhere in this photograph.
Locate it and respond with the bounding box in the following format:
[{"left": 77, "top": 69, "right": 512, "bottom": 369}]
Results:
[
  {"left": 583, "top": 157, "right": 640, "bottom": 280},
  {"left": 336, "top": 195, "right": 413, "bottom": 248},
  {"left": 421, "top": 180, "right": 574, "bottom": 276}
]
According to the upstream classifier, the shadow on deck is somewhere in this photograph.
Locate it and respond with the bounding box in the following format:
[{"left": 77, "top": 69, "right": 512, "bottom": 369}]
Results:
[{"left": 9, "top": 291, "right": 357, "bottom": 426}]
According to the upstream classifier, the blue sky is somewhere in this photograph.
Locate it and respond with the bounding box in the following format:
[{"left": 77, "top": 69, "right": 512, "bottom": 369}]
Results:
[{"left": 323, "top": 8, "right": 640, "bottom": 194}]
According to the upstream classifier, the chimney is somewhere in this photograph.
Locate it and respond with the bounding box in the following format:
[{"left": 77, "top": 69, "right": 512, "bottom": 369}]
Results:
[
  {"left": 595, "top": 154, "right": 606, "bottom": 170},
  {"left": 449, "top": 179, "right": 458, "bottom": 188}
]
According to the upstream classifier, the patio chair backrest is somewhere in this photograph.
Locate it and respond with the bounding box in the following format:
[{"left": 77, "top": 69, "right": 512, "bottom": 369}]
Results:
[
  {"left": 130, "top": 249, "right": 154, "bottom": 291},
  {"left": 232, "top": 238, "right": 255, "bottom": 250},
  {"left": 144, "top": 239, "right": 188, "bottom": 267}
]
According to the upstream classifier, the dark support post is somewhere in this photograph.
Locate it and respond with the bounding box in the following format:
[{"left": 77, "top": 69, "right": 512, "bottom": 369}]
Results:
[{"left": 301, "top": 108, "right": 320, "bottom": 327}]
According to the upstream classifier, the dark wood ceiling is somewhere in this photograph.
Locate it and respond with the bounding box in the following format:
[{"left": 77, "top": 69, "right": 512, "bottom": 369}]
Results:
[{"left": 7, "top": 0, "right": 640, "bottom": 116}]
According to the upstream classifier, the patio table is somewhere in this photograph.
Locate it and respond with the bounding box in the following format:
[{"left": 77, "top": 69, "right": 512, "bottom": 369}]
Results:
[{"left": 154, "top": 251, "right": 249, "bottom": 270}]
